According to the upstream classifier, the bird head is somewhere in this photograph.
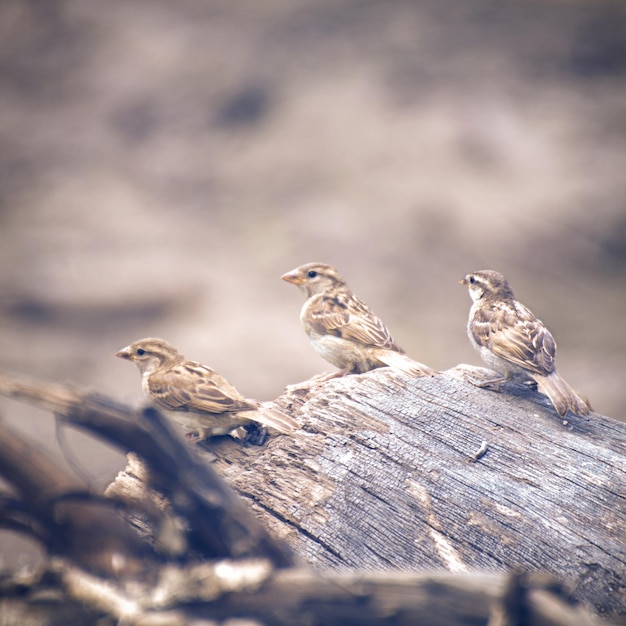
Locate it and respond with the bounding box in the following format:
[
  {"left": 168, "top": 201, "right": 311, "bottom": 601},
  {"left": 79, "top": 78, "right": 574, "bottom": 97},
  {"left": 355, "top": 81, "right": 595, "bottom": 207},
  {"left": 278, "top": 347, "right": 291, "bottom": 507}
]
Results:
[
  {"left": 460, "top": 270, "right": 515, "bottom": 302},
  {"left": 116, "top": 338, "right": 181, "bottom": 375},
  {"left": 281, "top": 262, "right": 347, "bottom": 297}
]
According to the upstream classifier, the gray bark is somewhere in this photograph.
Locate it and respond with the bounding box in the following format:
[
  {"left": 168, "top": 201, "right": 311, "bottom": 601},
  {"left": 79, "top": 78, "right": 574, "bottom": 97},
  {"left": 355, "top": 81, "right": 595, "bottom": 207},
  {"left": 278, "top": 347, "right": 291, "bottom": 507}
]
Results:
[{"left": 204, "top": 365, "right": 626, "bottom": 616}]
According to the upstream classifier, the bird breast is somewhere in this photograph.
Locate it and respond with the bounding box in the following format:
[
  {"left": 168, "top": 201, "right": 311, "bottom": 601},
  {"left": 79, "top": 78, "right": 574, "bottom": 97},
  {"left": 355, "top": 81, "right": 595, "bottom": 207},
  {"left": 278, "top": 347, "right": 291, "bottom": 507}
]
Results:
[{"left": 307, "top": 331, "right": 362, "bottom": 370}]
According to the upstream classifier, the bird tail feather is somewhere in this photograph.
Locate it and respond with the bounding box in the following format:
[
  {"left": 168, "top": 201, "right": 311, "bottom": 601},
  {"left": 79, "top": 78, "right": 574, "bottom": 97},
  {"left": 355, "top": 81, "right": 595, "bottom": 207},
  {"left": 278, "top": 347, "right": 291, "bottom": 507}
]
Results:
[
  {"left": 536, "top": 371, "right": 590, "bottom": 417},
  {"left": 241, "top": 406, "right": 298, "bottom": 434},
  {"left": 377, "top": 351, "right": 437, "bottom": 377}
]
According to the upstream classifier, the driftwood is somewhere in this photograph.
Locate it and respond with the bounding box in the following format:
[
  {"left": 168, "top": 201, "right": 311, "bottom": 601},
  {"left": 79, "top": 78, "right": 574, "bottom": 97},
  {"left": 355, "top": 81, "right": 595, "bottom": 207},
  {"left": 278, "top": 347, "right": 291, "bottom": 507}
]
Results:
[
  {"left": 0, "top": 366, "right": 624, "bottom": 624},
  {"left": 205, "top": 366, "right": 625, "bottom": 613}
]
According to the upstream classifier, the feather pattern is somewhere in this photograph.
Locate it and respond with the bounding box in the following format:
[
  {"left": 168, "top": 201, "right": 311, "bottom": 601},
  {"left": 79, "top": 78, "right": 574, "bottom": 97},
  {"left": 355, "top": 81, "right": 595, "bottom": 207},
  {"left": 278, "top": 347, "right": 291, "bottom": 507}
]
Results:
[
  {"left": 305, "top": 290, "right": 401, "bottom": 351},
  {"left": 470, "top": 300, "right": 556, "bottom": 377},
  {"left": 282, "top": 262, "right": 434, "bottom": 376},
  {"left": 116, "top": 337, "right": 298, "bottom": 440},
  {"left": 462, "top": 270, "right": 590, "bottom": 417},
  {"left": 148, "top": 362, "right": 257, "bottom": 414}
]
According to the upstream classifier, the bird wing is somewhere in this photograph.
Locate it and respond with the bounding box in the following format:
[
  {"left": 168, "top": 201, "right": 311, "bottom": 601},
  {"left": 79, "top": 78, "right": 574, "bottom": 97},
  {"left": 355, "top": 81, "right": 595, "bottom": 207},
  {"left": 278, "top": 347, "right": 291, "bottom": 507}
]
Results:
[
  {"left": 147, "top": 361, "right": 257, "bottom": 414},
  {"left": 471, "top": 301, "right": 557, "bottom": 376},
  {"left": 308, "top": 291, "right": 400, "bottom": 350}
]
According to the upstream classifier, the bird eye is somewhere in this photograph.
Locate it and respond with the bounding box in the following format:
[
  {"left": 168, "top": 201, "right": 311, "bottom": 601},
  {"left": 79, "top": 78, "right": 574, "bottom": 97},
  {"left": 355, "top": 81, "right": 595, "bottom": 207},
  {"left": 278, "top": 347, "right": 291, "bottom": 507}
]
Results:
[
  {"left": 469, "top": 276, "right": 475, "bottom": 284},
  {"left": 307, "top": 270, "right": 317, "bottom": 278},
  {"left": 136, "top": 348, "right": 145, "bottom": 356}
]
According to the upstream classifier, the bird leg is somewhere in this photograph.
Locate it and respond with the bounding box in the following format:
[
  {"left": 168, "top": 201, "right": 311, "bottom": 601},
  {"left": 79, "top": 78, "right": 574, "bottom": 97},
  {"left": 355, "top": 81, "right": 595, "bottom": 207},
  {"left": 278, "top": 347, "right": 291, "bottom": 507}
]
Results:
[
  {"left": 467, "top": 375, "right": 510, "bottom": 391},
  {"left": 313, "top": 369, "right": 352, "bottom": 383}
]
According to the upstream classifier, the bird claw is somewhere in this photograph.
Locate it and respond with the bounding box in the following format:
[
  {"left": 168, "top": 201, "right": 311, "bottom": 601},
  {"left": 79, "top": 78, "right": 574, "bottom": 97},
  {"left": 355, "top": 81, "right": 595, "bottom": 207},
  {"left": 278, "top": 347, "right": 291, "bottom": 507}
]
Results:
[{"left": 243, "top": 423, "right": 269, "bottom": 446}]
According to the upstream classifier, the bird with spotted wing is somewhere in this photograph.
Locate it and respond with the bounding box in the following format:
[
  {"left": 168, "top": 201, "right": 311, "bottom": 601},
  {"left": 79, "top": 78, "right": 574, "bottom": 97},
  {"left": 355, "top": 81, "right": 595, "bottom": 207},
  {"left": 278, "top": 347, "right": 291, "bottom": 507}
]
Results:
[
  {"left": 460, "top": 270, "right": 590, "bottom": 417},
  {"left": 116, "top": 338, "right": 298, "bottom": 443},
  {"left": 282, "top": 262, "right": 435, "bottom": 377}
]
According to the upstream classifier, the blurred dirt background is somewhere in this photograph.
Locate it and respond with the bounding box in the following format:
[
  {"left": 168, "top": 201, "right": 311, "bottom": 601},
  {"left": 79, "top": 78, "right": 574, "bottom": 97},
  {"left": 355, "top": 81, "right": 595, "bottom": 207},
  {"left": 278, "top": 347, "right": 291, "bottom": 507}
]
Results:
[{"left": 0, "top": 0, "right": 625, "bottom": 566}]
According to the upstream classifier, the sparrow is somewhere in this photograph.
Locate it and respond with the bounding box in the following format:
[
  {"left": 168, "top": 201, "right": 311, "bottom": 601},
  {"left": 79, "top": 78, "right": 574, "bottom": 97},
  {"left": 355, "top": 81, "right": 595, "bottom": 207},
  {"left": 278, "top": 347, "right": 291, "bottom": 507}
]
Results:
[
  {"left": 116, "top": 338, "right": 298, "bottom": 443},
  {"left": 460, "top": 270, "right": 590, "bottom": 417},
  {"left": 281, "top": 262, "right": 435, "bottom": 377}
]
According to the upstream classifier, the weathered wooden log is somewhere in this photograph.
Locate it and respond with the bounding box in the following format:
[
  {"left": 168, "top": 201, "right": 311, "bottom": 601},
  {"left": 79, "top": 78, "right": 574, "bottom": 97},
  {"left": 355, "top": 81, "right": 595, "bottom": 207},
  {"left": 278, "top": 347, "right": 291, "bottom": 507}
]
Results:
[
  {"left": 0, "top": 366, "right": 623, "bottom": 623},
  {"left": 195, "top": 365, "right": 625, "bottom": 617}
]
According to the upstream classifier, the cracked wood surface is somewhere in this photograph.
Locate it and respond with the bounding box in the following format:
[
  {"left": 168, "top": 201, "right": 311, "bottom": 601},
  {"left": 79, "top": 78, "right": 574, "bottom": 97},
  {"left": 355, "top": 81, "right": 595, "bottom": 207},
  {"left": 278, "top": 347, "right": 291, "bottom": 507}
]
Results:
[{"left": 205, "top": 365, "right": 626, "bottom": 616}]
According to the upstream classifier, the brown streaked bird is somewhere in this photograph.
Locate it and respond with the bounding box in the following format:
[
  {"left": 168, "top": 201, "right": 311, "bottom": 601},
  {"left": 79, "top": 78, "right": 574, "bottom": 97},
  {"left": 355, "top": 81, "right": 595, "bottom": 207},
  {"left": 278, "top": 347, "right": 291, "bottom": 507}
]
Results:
[
  {"left": 116, "top": 338, "right": 298, "bottom": 443},
  {"left": 281, "top": 262, "right": 435, "bottom": 377},
  {"left": 460, "top": 270, "right": 590, "bottom": 417}
]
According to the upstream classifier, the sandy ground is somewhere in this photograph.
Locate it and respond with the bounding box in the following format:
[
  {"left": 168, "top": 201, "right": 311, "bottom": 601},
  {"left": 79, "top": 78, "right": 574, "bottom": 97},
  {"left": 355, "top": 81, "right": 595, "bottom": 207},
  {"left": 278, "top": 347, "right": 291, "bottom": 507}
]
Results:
[{"left": 1, "top": 0, "right": 625, "bottom": 566}]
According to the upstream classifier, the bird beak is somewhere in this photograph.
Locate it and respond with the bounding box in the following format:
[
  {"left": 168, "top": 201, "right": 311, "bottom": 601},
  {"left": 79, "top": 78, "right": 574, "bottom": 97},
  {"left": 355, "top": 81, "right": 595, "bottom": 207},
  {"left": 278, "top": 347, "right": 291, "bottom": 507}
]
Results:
[
  {"left": 459, "top": 277, "right": 468, "bottom": 286},
  {"left": 281, "top": 270, "right": 303, "bottom": 285},
  {"left": 116, "top": 346, "right": 132, "bottom": 360}
]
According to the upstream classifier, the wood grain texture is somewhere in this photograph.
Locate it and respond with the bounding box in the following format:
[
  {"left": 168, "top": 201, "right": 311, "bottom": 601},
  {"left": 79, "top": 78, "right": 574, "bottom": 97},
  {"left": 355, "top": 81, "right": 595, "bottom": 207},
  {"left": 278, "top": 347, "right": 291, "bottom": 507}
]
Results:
[
  {"left": 206, "top": 365, "right": 626, "bottom": 616},
  {"left": 0, "top": 367, "right": 622, "bottom": 623}
]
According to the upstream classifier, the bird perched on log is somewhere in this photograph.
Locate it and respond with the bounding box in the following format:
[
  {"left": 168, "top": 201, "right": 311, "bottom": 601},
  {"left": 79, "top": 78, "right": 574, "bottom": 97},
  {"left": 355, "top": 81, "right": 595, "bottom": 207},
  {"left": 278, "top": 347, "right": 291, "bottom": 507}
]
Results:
[
  {"left": 460, "top": 270, "right": 590, "bottom": 417},
  {"left": 116, "top": 338, "right": 298, "bottom": 444},
  {"left": 281, "top": 262, "right": 435, "bottom": 377}
]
